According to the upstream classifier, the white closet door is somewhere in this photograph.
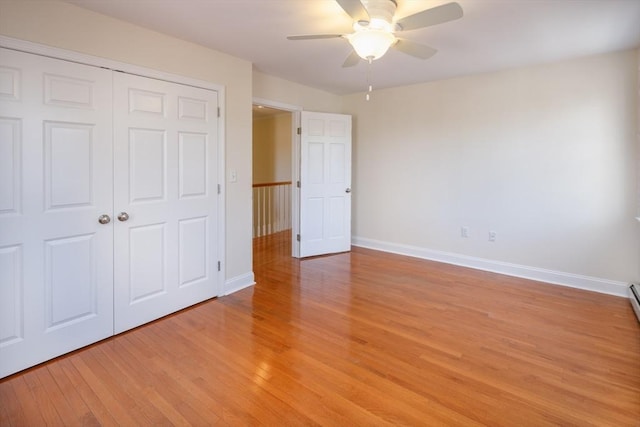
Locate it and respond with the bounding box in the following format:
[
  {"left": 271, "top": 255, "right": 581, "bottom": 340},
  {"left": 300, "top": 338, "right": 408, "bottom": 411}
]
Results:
[
  {"left": 0, "top": 48, "right": 114, "bottom": 378},
  {"left": 113, "top": 73, "right": 220, "bottom": 334}
]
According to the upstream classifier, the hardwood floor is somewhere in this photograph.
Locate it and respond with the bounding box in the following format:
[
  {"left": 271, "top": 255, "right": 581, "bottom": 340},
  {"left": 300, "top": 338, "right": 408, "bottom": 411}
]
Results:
[{"left": 1, "top": 230, "right": 639, "bottom": 426}]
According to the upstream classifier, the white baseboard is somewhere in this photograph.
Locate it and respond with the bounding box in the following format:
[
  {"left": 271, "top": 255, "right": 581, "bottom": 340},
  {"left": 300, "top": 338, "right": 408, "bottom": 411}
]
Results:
[
  {"left": 352, "top": 236, "right": 628, "bottom": 297},
  {"left": 223, "top": 272, "right": 255, "bottom": 296}
]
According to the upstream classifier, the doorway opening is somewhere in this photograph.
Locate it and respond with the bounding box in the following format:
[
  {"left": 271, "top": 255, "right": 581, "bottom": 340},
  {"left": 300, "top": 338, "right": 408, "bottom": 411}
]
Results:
[
  {"left": 252, "top": 100, "right": 301, "bottom": 261},
  {"left": 251, "top": 100, "right": 352, "bottom": 260}
]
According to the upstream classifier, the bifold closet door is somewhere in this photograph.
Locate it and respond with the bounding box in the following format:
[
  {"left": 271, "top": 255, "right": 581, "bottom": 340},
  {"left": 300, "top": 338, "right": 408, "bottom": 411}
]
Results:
[
  {"left": 0, "top": 48, "right": 114, "bottom": 378},
  {"left": 113, "top": 72, "right": 220, "bottom": 334}
]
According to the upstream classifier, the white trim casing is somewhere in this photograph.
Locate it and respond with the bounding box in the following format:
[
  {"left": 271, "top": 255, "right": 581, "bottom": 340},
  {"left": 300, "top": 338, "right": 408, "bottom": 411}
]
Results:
[{"left": 352, "top": 236, "right": 629, "bottom": 297}]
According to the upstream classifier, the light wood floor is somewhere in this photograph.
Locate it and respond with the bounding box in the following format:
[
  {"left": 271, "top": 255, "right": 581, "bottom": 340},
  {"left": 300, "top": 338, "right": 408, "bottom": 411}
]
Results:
[{"left": 1, "top": 231, "right": 639, "bottom": 426}]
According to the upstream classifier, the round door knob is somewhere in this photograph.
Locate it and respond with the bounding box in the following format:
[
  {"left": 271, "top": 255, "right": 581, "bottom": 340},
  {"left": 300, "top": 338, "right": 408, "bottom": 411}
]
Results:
[
  {"left": 345, "top": 188, "right": 352, "bottom": 193},
  {"left": 117, "top": 212, "right": 129, "bottom": 222},
  {"left": 98, "top": 214, "right": 111, "bottom": 224}
]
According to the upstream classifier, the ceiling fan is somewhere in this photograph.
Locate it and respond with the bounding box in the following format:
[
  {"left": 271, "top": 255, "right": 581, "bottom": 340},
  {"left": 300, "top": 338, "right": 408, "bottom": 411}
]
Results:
[{"left": 287, "top": 0, "right": 463, "bottom": 67}]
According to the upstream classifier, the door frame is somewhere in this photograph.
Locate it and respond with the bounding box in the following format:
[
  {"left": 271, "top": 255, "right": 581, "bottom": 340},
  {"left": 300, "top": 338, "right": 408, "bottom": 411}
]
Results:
[
  {"left": 0, "top": 35, "right": 227, "bottom": 296},
  {"left": 252, "top": 97, "right": 302, "bottom": 258}
]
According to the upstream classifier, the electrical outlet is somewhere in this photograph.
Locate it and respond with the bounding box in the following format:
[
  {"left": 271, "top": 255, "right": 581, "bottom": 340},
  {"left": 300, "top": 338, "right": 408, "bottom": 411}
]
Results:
[
  {"left": 489, "top": 231, "right": 497, "bottom": 242},
  {"left": 461, "top": 226, "right": 469, "bottom": 238}
]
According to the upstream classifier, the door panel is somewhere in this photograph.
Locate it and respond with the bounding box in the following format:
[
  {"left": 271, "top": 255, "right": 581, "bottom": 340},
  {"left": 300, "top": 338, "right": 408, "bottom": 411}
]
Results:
[
  {"left": 129, "top": 223, "right": 166, "bottom": 303},
  {"left": 44, "top": 122, "right": 94, "bottom": 209},
  {"left": 129, "top": 128, "right": 166, "bottom": 202},
  {"left": 113, "top": 73, "right": 219, "bottom": 334},
  {"left": 0, "top": 117, "right": 20, "bottom": 215},
  {"left": 300, "top": 112, "right": 352, "bottom": 257},
  {"left": 45, "top": 234, "right": 96, "bottom": 329},
  {"left": 0, "top": 245, "right": 21, "bottom": 347},
  {"left": 179, "top": 132, "right": 208, "bottom": 197},
  {"left": 179, "top": 216, "right": 208, "bottom": 286},
  {"left": 328, "top": 197, "right": 346, "bottom": 237},
  {"left": 0, "top": 48, "right": 113, "bottom": 378}
]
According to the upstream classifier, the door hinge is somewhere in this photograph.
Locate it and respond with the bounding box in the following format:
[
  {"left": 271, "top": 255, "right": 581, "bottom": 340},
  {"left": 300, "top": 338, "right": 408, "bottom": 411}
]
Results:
[
  {"left": 217, "top": 261, "right": 221, "bottom": 271},
  {"left": 217, "top": 107, "right": 220, "bottom": 118},
  {"left": 296, "top": 181, "right": 300, "bottom": 188},
  {"left": 217, "top": 184, "right": 221, "bottom": 194},
  {"left": 297, "top": 127, "right": 301, "bottom": 135},
  {"left": 296, "top": 234, "right": 300, "bottom": 242}
]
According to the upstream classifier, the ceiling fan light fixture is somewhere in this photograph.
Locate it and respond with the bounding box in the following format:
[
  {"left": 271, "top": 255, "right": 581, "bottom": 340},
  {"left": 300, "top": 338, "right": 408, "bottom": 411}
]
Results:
[{"left": 348, "top": 28, "right": 396, "bottom": 60}]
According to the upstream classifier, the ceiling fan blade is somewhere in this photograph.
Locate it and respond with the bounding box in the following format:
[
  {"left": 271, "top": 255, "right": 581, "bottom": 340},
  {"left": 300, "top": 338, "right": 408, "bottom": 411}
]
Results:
[
  {"left": 335, "top": 0, "right": 370, "bottom": 22},
  {"left": 342, "top": 50, "right": 361, "bottom": 68},
  {"left": 287, "top": 34, "right": 344, "bottom": 40},
  {"left": 395, "top": 2, "right": 463, "bottom": 31},
  {"left": 393, "top": 39, "right": 438, "bottom": 60}
]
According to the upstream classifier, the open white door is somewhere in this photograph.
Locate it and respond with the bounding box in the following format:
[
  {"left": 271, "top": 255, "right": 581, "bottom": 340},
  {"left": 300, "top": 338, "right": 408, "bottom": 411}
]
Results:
[{"left": 299, "top": 111, "right": 352, "bottom": 257}]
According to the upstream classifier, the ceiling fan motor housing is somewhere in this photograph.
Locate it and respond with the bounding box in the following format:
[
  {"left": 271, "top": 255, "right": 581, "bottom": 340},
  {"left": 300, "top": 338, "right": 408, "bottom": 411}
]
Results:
[{"left": 361, "top": 0, "right": 397, "bottom": 28}]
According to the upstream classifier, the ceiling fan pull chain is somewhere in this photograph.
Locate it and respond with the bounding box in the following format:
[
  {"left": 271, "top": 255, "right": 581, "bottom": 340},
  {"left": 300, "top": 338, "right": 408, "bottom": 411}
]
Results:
[{"left": 366, "top": 56, "right": 373, "bottom": 101}]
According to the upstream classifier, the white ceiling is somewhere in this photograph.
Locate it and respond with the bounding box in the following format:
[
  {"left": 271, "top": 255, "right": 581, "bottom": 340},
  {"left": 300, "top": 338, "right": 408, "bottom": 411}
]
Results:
[{"left": 64, "top": 0, "right": 640, "bottom": 95}]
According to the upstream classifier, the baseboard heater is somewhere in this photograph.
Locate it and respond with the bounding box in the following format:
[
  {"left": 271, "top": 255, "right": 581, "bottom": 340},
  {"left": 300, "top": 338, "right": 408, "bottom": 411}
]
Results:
[{"left": 630, "top": 283, "right": 640, "bottom": 323}]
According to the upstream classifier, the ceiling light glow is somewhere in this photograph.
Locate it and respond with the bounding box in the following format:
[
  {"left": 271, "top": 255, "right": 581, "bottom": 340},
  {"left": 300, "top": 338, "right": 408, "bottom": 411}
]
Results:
[{"left": 347, "top": 28, "right": 396, "bottom": 60}]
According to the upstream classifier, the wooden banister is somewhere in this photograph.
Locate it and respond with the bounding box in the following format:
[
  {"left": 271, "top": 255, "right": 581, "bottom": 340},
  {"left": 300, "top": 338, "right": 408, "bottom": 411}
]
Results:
[{"left": 253, "top": 181, "right": 292, "bottom": 188}]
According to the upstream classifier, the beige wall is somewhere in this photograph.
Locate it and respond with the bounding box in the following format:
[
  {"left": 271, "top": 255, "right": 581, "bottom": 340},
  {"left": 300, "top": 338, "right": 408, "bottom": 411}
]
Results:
[
  {"left": 0, "top": 0, "right": 253, "bottom": 283},
  {"left": 2, "top": 0, "right": 637, "bottom": 290},
  {"left": 253, "top": 71, "right": 342, "bottom": 113},
  {"left": 253, "top": 114, "right": 292, "bottom": 184},
  {"left": 343, "top": 49, "right": 639, "bottom": 285}
]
